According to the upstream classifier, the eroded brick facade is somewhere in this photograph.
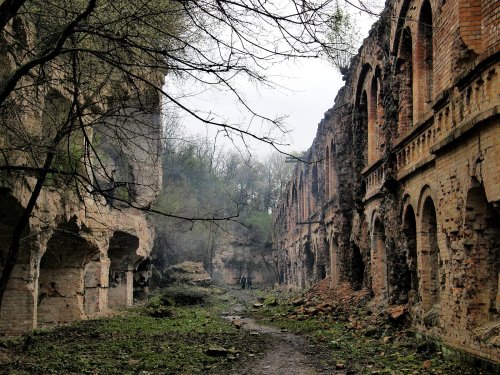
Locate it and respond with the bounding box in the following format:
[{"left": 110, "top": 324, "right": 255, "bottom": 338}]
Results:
[
  {"left": 0, "top": 16, "right": 162, "bottom": 333},
  {"left": 273, "top": 0, "right": 499, "bottom": 364}
]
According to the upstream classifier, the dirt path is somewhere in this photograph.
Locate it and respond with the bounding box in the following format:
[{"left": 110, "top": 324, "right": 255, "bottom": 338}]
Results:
[{"left": 224, "top": 290, "right": 344, "bottom": 375}]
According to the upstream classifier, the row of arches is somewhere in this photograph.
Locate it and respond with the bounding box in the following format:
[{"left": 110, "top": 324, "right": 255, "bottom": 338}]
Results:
[
  {"left": 368, "top": 183, "right": 499, "bottom": 327},
  {"left": 352, "top": 0, "right": 435, "bottom": 170},
  {"left": 0, "top": 190, "right": 149, "bottom": 332},
  {"left": 370, "top": 191, "right": 441, "bottom": 310}
]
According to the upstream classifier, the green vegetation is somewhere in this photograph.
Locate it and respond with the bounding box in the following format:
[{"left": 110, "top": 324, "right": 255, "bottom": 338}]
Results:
[
  {"left": 252, "top": 297, "right": 484, "bottom": 375},
  {"left": 0, "top": 286, "right": 269, "bottom": 375},
  {"left": 151, "top": 138, "right": 293, "bottom": 285}
]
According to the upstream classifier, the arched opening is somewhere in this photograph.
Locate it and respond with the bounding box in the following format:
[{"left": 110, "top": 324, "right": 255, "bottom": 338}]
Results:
[
  {"left": 292, "top": 183, "right": 298, "bottom": 225},
  {"left": 38, "top": 217, "right": 99, "bottom": 325},
  {"left": 0, "top": 190, "right": 26, "bottom": 277},
  {"left": 311, "top": 164, "right": 319, "bottom": 210},
  {"left": 320, "top": 236, "right": 331, "bottom": 280},
  {"left": 108, "top": 231, "right": 140, "bottom": 308},
  {"left": 0, "top": 190, "right": 35, "bottom": 333},
  {"left": 354, "top": 64, "right": 371, "bottom": 171},
  {"left": 351, "top": 242, "right": 365, "bottom": 291},
  {"left": 134, "top": 258, "right": 152, "bottom": 302},
  {"left": 330, "top": 236, "right": 340, "bottom": 287},
  {"left": 415, "top": 0, "right": 433, "bottom": 119},
  {"left": 371, "top": 217, "right": 388, "bottom": 299},
  {"left": 360, "top": 90, "right": 369, "bottom": 166},
  {"left": 464, "top": 184, "right": 500, "bottom": 325},
  {"left": 402, "top": 205, "right": 418, "bottom": 302},
  {"left": 304, "top": 240, "right": 315, "bottom": 282},
  {"left": 312, "top": 239, "right": 327, "bottom": 282},
  {"left": 325, "top": 145, "right": 330, "bottom": 199},
  {"left": 368, "top": 71, "right": 383, "bottom": 164},
  {"left": 396, "top": 27, "right": 413, "bottom": 136},
  {"left": 329, "top": 140, "right": 337, "bottom": 195},
  {"left": 419, "top": 197, "right": 441, "bottom": 312},
  {"left": 298, "top": 173, "right": 305, "bottom": 222}
]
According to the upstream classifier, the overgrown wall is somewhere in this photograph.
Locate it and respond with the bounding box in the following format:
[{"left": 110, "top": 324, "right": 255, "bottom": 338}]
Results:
[{"left": 273, "top": 0, "right": 499, "bottom": 365}]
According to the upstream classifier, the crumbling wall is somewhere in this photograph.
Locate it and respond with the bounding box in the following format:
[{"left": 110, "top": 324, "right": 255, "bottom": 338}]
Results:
[
  {"left": 0, "top": 13, "right": 162, "bottom": 333},
  {"left": 273, "top": 0, "right": 500, "bottom": 364}
]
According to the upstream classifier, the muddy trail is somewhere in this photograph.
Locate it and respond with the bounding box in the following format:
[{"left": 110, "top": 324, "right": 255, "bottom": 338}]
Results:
[{"left": 223, "top": 289, "right": 345, "bottom": 375}]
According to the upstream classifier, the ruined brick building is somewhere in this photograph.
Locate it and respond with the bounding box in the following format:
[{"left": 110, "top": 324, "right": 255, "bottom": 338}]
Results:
[
  {"left": 0, "top": 14, "right": 162, "bottom": 333},
  {"left": 273, "top": 0, "right": 499, "bottom": 365}
]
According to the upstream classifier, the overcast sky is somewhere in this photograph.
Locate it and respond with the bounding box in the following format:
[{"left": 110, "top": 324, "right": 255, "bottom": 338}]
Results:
[{"left": 168, "top": 2, "right": 383, "bottom": 159}]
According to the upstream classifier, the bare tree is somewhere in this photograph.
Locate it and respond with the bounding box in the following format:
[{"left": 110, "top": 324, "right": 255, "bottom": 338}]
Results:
[{"left": 0, "top": 0, "right": 360, "bottom": 306}]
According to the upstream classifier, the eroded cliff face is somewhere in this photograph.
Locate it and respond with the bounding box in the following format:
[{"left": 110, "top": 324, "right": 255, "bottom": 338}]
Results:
[
  {"left": 0, "top": 13, "right": 163, "bottom": 333},
  {"left": 273, "top": 0, "right": 499, "bottom": 365}
]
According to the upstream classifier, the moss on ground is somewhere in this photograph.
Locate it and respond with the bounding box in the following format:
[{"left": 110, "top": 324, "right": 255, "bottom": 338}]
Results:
[
  {"left": 252, "top": 299, "right": 492, "bottom": 375},
  {"left": 0, "top": 286, "right": 269, "bottom": 375}
]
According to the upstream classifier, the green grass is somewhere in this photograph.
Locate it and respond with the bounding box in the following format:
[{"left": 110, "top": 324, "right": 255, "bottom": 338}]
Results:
[{"left": 0, "top": 286, "right": 266, "bottom": 375}]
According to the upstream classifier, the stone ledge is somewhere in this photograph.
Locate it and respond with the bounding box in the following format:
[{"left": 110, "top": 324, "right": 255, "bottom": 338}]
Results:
[{"left": 430, "top": 105, "right": 500, "bottom": 155}]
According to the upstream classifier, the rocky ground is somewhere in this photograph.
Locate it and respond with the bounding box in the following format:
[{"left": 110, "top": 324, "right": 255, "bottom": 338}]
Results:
[{"left": 0, "top": 282, "right": 495, "bottom": 374}]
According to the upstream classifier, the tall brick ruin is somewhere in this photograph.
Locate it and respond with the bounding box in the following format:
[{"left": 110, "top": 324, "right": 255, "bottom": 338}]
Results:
[
  {"left": 273, "top": 0, "right": 499, "bottom": 364},
  {"left": 0, "top": 14, "right": 162, "bottom": 333}
]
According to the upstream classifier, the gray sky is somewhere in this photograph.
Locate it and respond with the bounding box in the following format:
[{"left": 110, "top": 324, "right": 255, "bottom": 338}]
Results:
[{"left": 168, "top": 2, "right": 382, "bottom": 158}]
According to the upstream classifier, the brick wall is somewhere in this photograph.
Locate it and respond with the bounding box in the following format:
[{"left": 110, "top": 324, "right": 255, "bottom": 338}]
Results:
[{"left": 272, "top": 0, "right": 500, "bottom": 365}]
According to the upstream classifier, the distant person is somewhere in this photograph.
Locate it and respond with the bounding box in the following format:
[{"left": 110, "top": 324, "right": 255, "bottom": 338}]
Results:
[
  {"left": 246, "top": 275, "right": 252, "bottom": 289},
  {"left": 240, "top": 275, "right": 247, "bottom": 289}
]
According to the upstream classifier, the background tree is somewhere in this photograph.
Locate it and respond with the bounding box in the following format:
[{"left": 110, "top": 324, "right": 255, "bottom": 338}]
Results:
[{"left": 151, "top": 131, "right": 293, "bottom": 286}]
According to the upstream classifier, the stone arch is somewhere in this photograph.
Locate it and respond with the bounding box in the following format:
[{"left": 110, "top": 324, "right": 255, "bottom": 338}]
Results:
[
  {"left": 320, "top": 234, "right": 331, "bottom": 280},
  {"left": 0, "top": 189, "right": 25, "bottom": 276},
  {"left": 418, "top": 193, "right": 442, "bottom": 314},
  {"left": 371, "top": 214, "right": 388, "bottom": 300},
  {"left": 360, "top": 90, "right": 369, "bottom": 165},
  {"left": 325, "top": 144, "right": 330, "bottom": 199},
  {"left": 391, "top": 0, "right": 412, "bottom": 56},
  {"left": 417, "top": 184, "right": 436, "bottom": 215},
  {"left": 330, "top": 234, "right": 340, "bottom": 287},
  {"left": 312, "top": 237, "right": 327, "bottom": 281},
  {"left": 355, "top": 64, "right": 373, "bottom": 106},
  {"left": 304, "top": 239, "right": 315, "bottom": 281},
  {"left": 329, "top": 139, "right": 338, "bottom": 195},
  {"left": 396, "top": 27, "right": 413, "bottom": 136},
  {"left": 464, "top": 183, "right": 500, "bottom": 325},
  {"left": 368, "top": 67, "right": 384, "bottom": 163},
  {"left": 291, "top": 182, "right": 298, "bottom": 227},
  {"left": 350, "top": 241, "right": 365, "bottom": 291},
  {"left": 108, "top": 231, "right": 140, "bottom": 308},
  {"left": 0, "top": 189, "right": 36, "bottom": 333},
  {"left": 354, "top": 64, "right": 372, "bottom": 167},
  {"left": 134, "top": 258, "right": 152, "bottom": 302},
  {"left": 311, "top": 163, "right": 319, "bottom": 209},
  {"left": 414, "top": 0, "right": 434, "bottom": 120},
  {"left": 299, "top": 172, "right": 305, "bottom": 221},
  {"left": 402, "top": 203, "right": 418, "bottom": 302},
  {"left": 38, "top": 217, "right": 99, "bottom": 325}
]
